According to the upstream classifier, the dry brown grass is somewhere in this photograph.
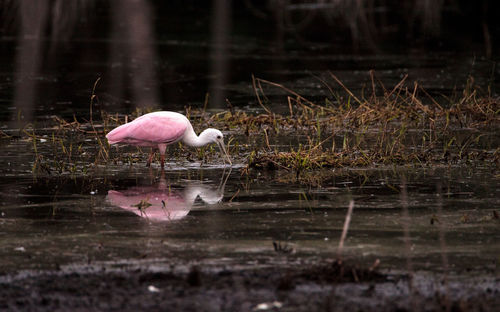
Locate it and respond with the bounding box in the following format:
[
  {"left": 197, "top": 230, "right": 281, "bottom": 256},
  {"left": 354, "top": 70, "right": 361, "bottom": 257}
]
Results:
[{"left": 21, "top": 73, "right": 500, "bottom": 176}]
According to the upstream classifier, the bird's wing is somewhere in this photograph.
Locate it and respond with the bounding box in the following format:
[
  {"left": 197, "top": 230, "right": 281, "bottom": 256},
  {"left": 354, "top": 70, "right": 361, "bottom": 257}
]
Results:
[{"left": 107, "top": 114, "right": 188, "bottom": 145}]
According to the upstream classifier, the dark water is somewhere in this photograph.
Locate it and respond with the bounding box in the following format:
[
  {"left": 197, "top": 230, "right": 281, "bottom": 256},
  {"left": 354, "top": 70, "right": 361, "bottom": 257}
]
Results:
[
  {"left": 1, "top": 158, "right": 498, "bottom": 274},
  {"left": 0, "top": 48, "right": 496, "bottom": 122},
  {"left": 0, "top": 1, "right": 498, "bottom": 123},
  {"left": 0, "top": 1, "right": 499, "bottom": 282}
]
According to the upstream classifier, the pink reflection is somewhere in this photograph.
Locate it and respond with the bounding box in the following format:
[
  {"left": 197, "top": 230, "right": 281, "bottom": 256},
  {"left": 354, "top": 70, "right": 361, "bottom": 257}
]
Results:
[
  {"left": 107, "top": 173, "right": 228, "bottom": 222},
  {"left": 107, "top": 187, "right": 190, "bottom": 221}
]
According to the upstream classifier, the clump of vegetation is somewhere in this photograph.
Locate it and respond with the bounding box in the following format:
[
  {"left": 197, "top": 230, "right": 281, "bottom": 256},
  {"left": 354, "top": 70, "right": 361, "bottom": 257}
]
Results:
[
  {"left": 17, "top": 72, "right": 499, "bottom": 177},
  {"left": 235, "top": 73, "right": 499, "bottom": 172}
]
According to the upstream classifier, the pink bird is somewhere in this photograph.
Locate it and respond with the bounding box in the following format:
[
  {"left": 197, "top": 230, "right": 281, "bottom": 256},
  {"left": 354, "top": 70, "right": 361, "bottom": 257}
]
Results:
[{"left": 106, "top": 111, "right": 231, "bottom": 168}]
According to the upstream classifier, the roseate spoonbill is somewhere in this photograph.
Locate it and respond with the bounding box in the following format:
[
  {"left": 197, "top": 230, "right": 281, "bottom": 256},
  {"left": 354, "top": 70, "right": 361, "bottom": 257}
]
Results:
[{"left": 106, "top": 111, "right": 232, "bottom": 167}]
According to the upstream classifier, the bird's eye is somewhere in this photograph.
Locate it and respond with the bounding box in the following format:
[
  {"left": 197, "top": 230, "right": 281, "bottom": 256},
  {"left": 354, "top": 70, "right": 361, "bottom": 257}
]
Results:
[{"left": 216, "top": 135, "right": 222, "bottom": 139}]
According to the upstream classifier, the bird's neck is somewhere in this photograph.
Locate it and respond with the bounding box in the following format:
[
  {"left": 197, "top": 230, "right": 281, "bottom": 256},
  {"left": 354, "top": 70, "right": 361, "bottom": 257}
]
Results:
[{"left": 182, "top": 127, "right": 205, "bottom": 147}]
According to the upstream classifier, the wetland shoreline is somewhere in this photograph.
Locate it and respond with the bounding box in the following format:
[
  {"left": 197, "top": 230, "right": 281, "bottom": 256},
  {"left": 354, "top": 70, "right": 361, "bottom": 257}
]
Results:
[{"left": 1, "top": 259, "right": 498, "bottom": 312}]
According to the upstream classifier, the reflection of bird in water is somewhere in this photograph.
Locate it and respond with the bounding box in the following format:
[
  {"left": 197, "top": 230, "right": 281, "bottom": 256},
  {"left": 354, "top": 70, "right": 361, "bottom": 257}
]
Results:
[{"left": 107, "top": 170, "right": 230, "bottom": 222}]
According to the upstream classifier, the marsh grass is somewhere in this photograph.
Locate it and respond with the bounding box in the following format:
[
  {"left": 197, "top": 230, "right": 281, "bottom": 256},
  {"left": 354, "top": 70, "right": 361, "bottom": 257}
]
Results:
[
  {"left": 238, "top": 73, "right": 499, "bottom": 173},
  {"left": 20, "top": 73, "right": 499, "bottom": 177}
]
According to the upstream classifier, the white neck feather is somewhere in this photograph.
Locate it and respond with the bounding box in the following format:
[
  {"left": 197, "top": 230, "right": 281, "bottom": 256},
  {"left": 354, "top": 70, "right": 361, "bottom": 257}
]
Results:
[{"left": 182, "top": 127, "right": 214, "bottom": 147}]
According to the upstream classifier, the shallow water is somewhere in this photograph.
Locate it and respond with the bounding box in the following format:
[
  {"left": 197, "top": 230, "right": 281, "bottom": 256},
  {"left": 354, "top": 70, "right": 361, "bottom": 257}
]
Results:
[
  {"left": 0, "top": 152, "right": 498, "bottom": 275},
  {"left": 0, "top": 2, "right": 498, "bottom": 287}
]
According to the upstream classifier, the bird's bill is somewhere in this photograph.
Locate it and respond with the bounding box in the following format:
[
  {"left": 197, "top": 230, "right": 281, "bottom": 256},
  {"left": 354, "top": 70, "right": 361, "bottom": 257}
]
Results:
[{"left": 217, "top": 140, "right": 232, "bottom": 165}]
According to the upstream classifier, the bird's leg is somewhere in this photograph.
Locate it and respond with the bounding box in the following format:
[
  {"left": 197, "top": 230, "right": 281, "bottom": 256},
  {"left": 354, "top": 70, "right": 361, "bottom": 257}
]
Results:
[
  {"left": 146, "top": 148, "right": 155, "bottom": 167},
  {"left": 160, "top": 154, "right": 165, "bottom": 169},
  {"left": 158, "top": 144, "right": 167, "bottom": 170}
]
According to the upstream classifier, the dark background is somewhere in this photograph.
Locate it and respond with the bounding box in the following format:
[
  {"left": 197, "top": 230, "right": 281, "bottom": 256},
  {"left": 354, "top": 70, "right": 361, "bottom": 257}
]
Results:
[{"left": 0, "top": 0, "right": 499, "bottom": 124}]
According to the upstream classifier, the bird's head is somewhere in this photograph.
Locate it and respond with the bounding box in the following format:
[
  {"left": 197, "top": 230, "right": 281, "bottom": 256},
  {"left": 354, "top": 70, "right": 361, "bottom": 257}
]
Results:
[
  {"left": 200, "top": 128, "right": 232, "bottom": 165},
  {"left": 202, "top": 128, "right": 224, "bottom": 144}
]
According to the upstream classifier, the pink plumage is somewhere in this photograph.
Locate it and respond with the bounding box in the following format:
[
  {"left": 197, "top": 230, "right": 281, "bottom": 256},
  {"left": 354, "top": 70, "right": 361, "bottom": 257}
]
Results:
[
  {"left": 107, "top": 189, "right": 189, "bottom": 221},
  {"left": 106, "top": 111, "right": 231, "bottom": 168},
  {"left": 106, "top": 111, "right": 188, "bottom": 146}
]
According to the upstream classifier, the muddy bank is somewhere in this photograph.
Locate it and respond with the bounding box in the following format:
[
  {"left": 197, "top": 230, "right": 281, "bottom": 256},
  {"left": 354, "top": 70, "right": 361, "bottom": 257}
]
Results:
[{"left": 1, "top": 259, "right": 498, "bottom": 312}]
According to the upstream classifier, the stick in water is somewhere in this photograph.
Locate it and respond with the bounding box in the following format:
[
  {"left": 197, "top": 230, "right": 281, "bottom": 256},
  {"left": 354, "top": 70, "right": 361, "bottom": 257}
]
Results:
[{"left": 337, "top": 200, "right": 354, "bottom": 259}]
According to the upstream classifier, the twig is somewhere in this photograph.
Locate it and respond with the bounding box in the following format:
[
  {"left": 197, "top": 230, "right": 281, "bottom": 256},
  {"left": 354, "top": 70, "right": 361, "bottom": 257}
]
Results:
[
  {"left": 385, "top": 74, "right": 408, "bottom": 100},
  {"left": 419, "top": 85, "right": 443, "bottom": 110},
  {"left": 252, "top": 74, "right": 272, "bottom": 115},
  {"left": 263, "top": 128, "right": 271, "bottom": 150},
  {"left": 436, "top": 181, "right": 450, "bottom": 312},
  {"left": 400, "top": 176, "right": 417, "bottom": 311},
  {"left": 90, "top": 77, "right": 101, "bottom": 124},
  {"left": 337, "top": 200, "right": 354, "bottom": 259},
  {"left": 329, "top": 72, "right": 364, "bottom": 106},
  {"left": 256, "top": 77, "right": 329, "bottom": 111},
  {"left": 229, "top": 189, "right": 240, "bottom": 202}
]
